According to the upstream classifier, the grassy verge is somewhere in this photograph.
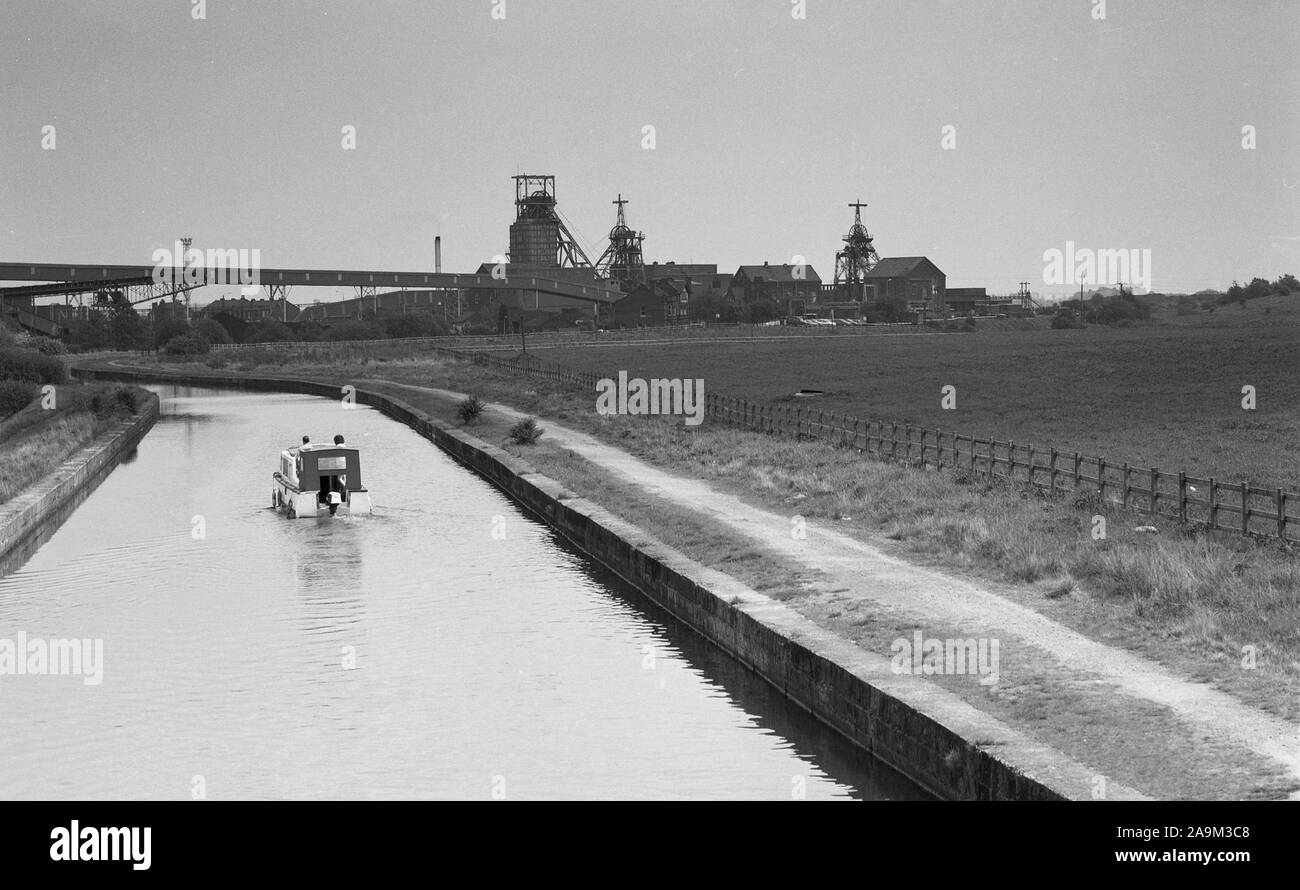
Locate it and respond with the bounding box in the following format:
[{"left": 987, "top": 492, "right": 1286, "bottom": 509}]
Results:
[{"left": 0, "top": 383, "right": 150, "bottom": 505}]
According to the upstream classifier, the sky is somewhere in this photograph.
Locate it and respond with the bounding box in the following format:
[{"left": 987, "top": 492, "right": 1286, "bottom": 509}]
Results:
[{"left": 1, "top": 0, "right": 1297, "bottom": 303}]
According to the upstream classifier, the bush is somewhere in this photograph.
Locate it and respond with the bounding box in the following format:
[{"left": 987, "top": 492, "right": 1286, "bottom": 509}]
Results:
[
  {"left": 0, "top": 379, "right": 39, "bottom": 417},
  {"left": 242, "top": 319, "right": 295, "bottom": 343},
  {"left": 507, "top": 416, "right": 543, "bottom": 445},
  {"left": 162, "top": 333, "right": 210, "bottom": 356},
  {"left": 193, "top": 317, "right": 233, "bottom": 345},
  {"left": 324, "top": 320, "right": 387, "bottom": 342},
  {"left": 381, "top": 313, "right": 449, "bottom": 339},
  {"left": 112, "top": 384, "right": 141, "bottom": 414},
  {"left": 456, "top": 394, "right": 485, "bottom": 425},
  {"left": 0, "top": 346, "right": 68, "bottom": 384},
  {"left": 1051, "top": 311, "right": 1082, "bottom": 330},
  {"left": 33, "top": 338, "right": 67, "bottom": 355}
]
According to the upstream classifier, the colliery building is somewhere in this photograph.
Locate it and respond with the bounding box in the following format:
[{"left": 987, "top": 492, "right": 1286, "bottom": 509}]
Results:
[
  {"left": 860, "top": 256, "right": 947, "bottom": 314},
  {"left": 729, "top": 263, "right": 823, "bottom": 311},
  {"left": 201, "top": 296, "right": 301, "bottom": 324}
]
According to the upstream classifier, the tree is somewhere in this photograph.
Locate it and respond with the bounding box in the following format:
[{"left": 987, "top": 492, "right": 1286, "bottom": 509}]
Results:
[
  {"left": 1272, "top": 273, "right": 1298, "bottom": 295},
  {"left": 324, "top": 319, "right": 385, "bottom": 341},
  {"left": 243, "top": 318, "right": 294, "bottom": 343},
  {"left": 65, "top": 313, "right": 110, "bottom": 351},
  {"left": 107, "top": 304, "right": 148, "bottom": 350},
  {"left": 1245, "top": 277, "right": 1272, "bottom": 299},
  {"left": 381, "top": 312, "right": 448, "bottom": 339},
  {"left": 743, "top": 298, "right": 781, "bottom": 324},
  {"left": 193, "top": 317, "right": 233, "bottom": 345}
]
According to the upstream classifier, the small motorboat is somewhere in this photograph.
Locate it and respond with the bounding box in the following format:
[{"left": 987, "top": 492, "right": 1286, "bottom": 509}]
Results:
[{"left": 273, "top": 439, "right": 372, "bottom": 518}]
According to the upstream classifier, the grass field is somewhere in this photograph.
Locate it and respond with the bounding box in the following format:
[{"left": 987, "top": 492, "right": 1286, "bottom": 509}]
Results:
[
  {"left": 532, "top": 294, "right": 1300, "bottom": 492},
  {"left": 0, "top": 383, "right": 148, "bottom": 505}
]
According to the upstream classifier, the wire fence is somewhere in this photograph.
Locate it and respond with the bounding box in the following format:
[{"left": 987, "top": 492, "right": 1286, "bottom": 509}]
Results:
[{"left": 433, "top": 346, "right": 1298, "bottom": 544}]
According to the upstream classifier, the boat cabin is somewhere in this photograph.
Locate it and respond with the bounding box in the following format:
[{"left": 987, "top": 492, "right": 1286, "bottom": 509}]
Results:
[{"left": 280, "top": 446, "right": 365, "bottom": 500}]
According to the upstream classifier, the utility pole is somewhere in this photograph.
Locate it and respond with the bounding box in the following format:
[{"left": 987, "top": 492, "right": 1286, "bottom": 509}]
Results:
[{"left": 180, "top": 236, "right": 193, "bottom": 323}]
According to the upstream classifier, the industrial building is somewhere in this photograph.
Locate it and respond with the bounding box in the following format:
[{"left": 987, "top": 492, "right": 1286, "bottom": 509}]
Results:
[
  {"left": 201, "top": 296, "right": 301, "bottom": 324},
  {"left": 860, "top": 257, "right": 947, "bottom": 314},
  {"left": 728, "top": 263, "right": 823, "bottom": 313}
]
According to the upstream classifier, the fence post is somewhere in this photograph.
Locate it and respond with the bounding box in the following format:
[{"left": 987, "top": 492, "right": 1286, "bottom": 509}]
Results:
[
  {"left": 891, "top": 423, "right": 898, "bottom": 460},
  {"left": 1008, "top": 440, "right": 1016, "bottom": 481},
  {"left": 1049, "top": 448, "right": 1058, "bottom": 495},
  {"left": 1178, "top": 472, "right": 1187, "bottom": 524},
  {"left": 1121, "top": 463, "right": 1130, "bottom": 509},
  {"left": 1028, "top": 445, "right": 1036, "bottom": 487},
  {"left": 1097, "top": 457, "right": 1106, "bottom": 499},
  {"left": 905, "top": 425, "right": 912, "bottom": 462},
  {"left": 1209, "top": 477, "right": 1218, "bottom": 528},
  {"left": 1279, "top": 489, "right": 1287, "bottom": 541},
  {"left": 1241, "top": 481, "right": 1249, "bottom": 536},
  {"left": 1073, "top": 452, "right": 1081, "bottom": 488},
  {"left": 971, "top": 436, "right": 978, "bottom": 473},
  {"left": 1150, "top": 467, "right": 1159, "bottom": 514}
]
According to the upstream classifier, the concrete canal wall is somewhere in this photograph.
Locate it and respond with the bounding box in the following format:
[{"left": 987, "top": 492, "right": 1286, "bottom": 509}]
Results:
[
  {"left": 0, "top": 392, "right": 160, "bottom": 575},
  {"left": 72, "top": 366, "right": 1082, "bottom": 800}
]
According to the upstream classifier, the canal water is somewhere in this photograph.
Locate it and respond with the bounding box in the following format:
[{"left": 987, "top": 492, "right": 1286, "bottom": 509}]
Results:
[{"left": 0, "top": 385, "right": 926, "bottom": 800}]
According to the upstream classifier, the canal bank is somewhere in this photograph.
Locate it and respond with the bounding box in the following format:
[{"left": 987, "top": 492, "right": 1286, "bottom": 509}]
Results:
[
  {"left": 73, "top": 363, "right": 1089, "bottom": 800},
  {"left": 0, "top": 391, "right": 160, "bottom": 576}
]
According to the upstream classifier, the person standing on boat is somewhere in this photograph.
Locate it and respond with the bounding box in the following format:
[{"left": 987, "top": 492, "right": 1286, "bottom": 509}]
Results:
[
  {"left": 333, "top": 434, "right": 345, "bottom": 445},
  {"left": 300, "top": 435, "right": 312, "bottom": 451}
]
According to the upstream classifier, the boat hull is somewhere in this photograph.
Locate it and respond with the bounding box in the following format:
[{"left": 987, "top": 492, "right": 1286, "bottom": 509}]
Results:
[{"left": 273, "top": 477, "right": 372, "bottom": 518}]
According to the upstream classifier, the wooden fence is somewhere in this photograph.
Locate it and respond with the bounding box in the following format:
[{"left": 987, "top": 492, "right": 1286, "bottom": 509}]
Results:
[{"left": 435, "top": 347, "right": 1298, "bottom": 544}]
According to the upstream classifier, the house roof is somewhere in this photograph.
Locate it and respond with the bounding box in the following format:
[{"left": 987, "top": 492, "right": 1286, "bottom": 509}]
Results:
[
  {"left": 734, "top": 264, "right": 822, "bottom": 284},
  {"left": 863, "top": 257, "right": 942, "bottom": 278}
]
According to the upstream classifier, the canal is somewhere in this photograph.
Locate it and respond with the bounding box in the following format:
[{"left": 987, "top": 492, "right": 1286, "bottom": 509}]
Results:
[{"left": 0, "top": 385, "right": 927, "bottom": 800}]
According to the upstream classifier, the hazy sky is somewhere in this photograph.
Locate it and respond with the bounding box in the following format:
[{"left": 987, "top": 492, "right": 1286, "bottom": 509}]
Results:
[{"left": 2, "top": 0, "right": 1297, "bottom": 301}]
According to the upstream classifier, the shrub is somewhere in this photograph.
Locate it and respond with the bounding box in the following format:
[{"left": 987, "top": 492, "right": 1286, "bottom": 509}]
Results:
[
  {"left": 33, "top": 338, "right": 67, "bottom": 355},
  {"left": 507, "top": 416, "right": 543, "bottom": 445},
  {"left": 456, "top": 394, "right": 485, "bottom": 425},
  {"left": 0, "top": 379, "right": 38, "bottom": 417},
  {"left": 242, "top": 319, "right": 295, "bottom": 343},
  {"left": 1051, "top": 311, "right": 1082, "bottom": 330},
  {"left": 112, "top": 384, "right": 140, "bottom": 414},
  {"left": 162, "top": 333, "right": 210, "bottom": 356},
  {"left": 325, "top": 320, "right": 387, "bottom": 342},
  {"left": 193, "top": 317, "right": 234, "bottom": 345},
  {"left": 381, "top": 313, "right": 449, "bottom": 339},
  {"left": 0, "top": 346, "right": 67, "bottom": 384}
]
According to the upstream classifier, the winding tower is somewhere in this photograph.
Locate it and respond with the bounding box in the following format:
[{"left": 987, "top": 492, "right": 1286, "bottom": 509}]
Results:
[
  {"left": 833, "top": 200, "right": 881, "bottom": 300},
  {"left": 508, "top": 174, "right": 593, "bottom": 268},
  {"left": 594, "top": 194, "right": 646, "bottom": 286}
]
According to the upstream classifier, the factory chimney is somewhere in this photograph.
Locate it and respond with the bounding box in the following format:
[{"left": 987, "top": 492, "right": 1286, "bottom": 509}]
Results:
[{"left": 435, "top": 236, "right": 442, "bottom": 273}]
